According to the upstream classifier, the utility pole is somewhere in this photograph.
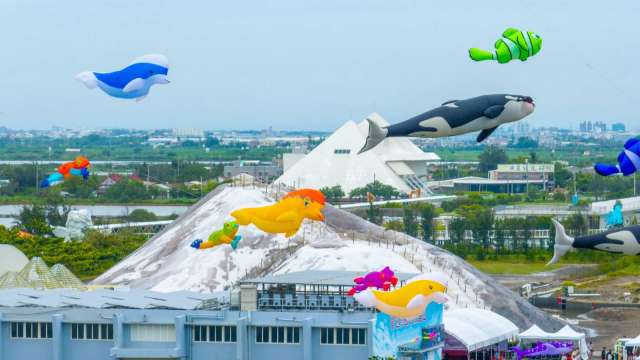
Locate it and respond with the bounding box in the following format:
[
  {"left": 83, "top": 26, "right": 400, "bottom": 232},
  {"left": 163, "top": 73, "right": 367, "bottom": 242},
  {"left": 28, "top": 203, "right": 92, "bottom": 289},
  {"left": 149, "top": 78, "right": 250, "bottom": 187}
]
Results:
[{"left": 34, "top": 161, "right": 38, "bottom": 194}]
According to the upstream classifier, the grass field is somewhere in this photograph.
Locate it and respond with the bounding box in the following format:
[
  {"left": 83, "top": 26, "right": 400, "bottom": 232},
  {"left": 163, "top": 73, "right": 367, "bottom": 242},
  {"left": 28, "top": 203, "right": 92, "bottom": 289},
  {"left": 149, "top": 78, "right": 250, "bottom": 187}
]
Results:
[{"left": 468, "top": 260, "right": 563, "bottom": 275}]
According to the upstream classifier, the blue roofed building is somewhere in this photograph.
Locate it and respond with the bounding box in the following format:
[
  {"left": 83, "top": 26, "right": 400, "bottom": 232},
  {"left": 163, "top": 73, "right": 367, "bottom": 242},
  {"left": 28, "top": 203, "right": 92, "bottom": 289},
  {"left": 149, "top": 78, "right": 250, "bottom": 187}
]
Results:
[
  {"left": 0, "top": 271, "right": 420, "bottom": 360},
  {"left": 0, "top": 271, "right": 518, "bottom": 360}
]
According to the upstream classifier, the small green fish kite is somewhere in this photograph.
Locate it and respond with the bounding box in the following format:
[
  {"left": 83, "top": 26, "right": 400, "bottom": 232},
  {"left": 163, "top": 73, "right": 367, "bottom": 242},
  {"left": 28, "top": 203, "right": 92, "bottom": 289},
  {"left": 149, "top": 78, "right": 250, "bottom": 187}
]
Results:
[{"left": 469, "top": 28, "right": 542, "bottom": 63}]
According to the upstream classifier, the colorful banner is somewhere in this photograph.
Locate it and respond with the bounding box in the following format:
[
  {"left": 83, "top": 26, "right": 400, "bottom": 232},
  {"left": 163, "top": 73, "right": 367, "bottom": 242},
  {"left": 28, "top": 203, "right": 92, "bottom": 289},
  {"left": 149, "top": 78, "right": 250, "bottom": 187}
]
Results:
[{"left": 372, "top": 302, "right": 444, "bottom": 359}]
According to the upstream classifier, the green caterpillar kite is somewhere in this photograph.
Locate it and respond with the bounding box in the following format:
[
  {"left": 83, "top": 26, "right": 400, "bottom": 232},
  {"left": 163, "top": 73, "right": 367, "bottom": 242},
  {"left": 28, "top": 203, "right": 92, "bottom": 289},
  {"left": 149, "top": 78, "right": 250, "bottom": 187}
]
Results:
[{"left": 469, "top": 28, "right": 542, "bottom": 63}]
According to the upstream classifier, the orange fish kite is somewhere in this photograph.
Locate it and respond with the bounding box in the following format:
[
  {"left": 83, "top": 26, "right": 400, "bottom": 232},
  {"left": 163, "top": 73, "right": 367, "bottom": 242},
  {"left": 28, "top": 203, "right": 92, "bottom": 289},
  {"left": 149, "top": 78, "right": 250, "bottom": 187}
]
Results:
[{"left": 231, "top": 189, "right": 325, "bottom": 237}]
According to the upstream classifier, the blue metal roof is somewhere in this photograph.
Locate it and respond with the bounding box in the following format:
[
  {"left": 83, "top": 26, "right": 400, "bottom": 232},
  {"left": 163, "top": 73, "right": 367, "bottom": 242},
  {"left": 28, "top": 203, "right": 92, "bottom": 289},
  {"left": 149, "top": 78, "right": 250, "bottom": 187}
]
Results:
[{"left": 0, "top": 288, "right": 223, "bottom": 310}]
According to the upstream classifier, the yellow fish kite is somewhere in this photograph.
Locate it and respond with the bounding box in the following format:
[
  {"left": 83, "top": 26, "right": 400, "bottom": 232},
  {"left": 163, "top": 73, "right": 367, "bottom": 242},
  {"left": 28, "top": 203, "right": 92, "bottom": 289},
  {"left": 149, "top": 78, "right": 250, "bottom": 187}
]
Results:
[
  {"left": 231, "top": 189, "right": 326, "bottom": 238},
  {"left": 354, "top": 273, "right": 448, "bottom": 319}
]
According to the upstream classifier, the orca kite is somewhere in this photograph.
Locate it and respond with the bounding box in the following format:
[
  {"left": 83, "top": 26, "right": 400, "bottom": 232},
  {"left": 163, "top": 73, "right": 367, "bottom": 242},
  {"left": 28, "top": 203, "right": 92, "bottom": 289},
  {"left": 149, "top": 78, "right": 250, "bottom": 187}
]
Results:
[{"left": 359, "top": 94, "right": 535, "bottom": 153}]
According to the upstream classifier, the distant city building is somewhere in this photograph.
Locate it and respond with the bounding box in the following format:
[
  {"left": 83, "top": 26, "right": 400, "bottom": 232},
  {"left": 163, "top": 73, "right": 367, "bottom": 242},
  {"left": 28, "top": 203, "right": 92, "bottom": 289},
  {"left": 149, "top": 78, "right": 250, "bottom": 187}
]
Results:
[
  {"left": 489, "top": 163, "right": 554, "bottom": 183},
  {"left": 579, "top": 121, "right": 606, "bottom": 133},
  {"left": 274, "top": 113, "right": 440, "bottom": 195},
  {"left": 223, "top": 160, "right": 282, "bottom": 182},
  {"left": 173, "top": 128, "right": 205, "bottom": 140},
  {"left": 428, "top": 176, "right": 545, "bottom": 194},
  {"left": 612, "top": 122, "right": 626, "bottom": 132}
]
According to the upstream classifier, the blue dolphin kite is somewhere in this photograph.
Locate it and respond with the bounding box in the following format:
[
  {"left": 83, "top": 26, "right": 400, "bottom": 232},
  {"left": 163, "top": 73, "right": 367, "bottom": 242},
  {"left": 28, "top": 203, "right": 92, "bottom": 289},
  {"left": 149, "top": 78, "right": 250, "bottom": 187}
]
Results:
[
  {"left": 75, "top": 54, "right": 170, "bottom": 101},
  {"left": 595, "top": 138, "right": 640, "bottom": 176}
]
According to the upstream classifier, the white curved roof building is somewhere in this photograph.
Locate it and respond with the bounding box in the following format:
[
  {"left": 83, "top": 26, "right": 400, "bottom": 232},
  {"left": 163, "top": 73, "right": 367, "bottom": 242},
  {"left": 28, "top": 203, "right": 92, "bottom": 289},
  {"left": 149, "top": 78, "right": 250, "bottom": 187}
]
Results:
[
  {"left": 274, "top": 113, "right": 440, "bottom": 194},
  {"left": 0, "top": 244, "right": 28, "bottom": 277}
]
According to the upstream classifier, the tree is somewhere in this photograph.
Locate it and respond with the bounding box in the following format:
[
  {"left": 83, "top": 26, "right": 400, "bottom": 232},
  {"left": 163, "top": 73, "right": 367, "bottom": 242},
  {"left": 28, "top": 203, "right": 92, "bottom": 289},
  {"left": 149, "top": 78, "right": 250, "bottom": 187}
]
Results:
[
  {"left": 128, "top": 209, "right": 157, "bottom": 222},
  {"left": 366, "top": 204, "right": 382, "bottom": 225},
  {"left": 420, "top": 204, "right": 436, "bottom": 242},
  {"left": 402, "top": 205, "right": 418, "bottom": 237},
  {"left": 493, "top": 219, "right": 506, "bottom": 254},
  {"left": 349, "top": 181, "right": 401, "bottom": 200},
  {"left": 384, "top": 220, "right": 404, "bottom": 232},
  {"left": 18, "top": 205, "right": 51, "bottom": 235},
  {"left": 320, "top": 185, "right": 345, "bottom": 203},
  {"left": 105, "top": 179, "right": 150, "bottom": 202},
  {"left": 564, "top": 212, "right": 588, "bottom": 236},
  {"left": 511, "top": 137, "right": 539, "bottom": 148},
  {"left": 554, "top": 163, "right": 573, "bottom": 189},
  {"left": 478, "top": 145, "right": 508, "bottom": 173},
  {"left": 448, "top": 217, "right": 466, "bottom": 244}
]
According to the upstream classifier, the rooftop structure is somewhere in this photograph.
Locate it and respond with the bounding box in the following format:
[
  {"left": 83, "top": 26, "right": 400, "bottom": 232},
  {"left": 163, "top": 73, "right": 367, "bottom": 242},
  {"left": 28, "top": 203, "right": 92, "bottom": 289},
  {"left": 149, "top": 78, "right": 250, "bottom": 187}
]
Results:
[
  {"left": 274, "top": 114, "right": 440, "bottom": 195},
  {"left": 0, "top": 270, "right": 524, "bottom": 360},
  {"left": 0, "top": 245, "right": 28, "bottom": 278},
  {"left": 429, "top": 176, "right": 545, "bottom": 194}
]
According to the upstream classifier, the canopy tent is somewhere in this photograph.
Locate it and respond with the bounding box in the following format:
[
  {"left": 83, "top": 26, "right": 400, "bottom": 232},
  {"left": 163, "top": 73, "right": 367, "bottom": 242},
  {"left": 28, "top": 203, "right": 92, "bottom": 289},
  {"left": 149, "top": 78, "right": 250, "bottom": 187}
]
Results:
[
  {"left": 624, "top": 335, "right": 640, "bottom": 347},
  {"left": 519, "top": 325, "right": 553, "bottom": 340},
  {"left": 444, "top": 308, "right": 519, "bottom": 352},
  {"left": 519, "top": 325, "right": 589, "bottom": 360}
]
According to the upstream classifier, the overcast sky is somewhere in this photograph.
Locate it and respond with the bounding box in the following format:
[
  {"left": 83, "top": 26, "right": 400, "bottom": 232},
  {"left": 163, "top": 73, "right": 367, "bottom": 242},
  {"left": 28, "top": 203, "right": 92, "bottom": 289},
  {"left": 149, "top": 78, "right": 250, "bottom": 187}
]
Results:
[{"left": 1, "top": 0, "right": 638, "bottom": 131}]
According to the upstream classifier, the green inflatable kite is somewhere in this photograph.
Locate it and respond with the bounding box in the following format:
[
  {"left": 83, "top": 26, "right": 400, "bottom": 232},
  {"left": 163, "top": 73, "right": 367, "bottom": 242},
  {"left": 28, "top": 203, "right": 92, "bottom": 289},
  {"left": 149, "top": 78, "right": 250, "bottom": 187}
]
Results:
[{"left": 469, "top": 28, "right": 542, "bottom": 63}]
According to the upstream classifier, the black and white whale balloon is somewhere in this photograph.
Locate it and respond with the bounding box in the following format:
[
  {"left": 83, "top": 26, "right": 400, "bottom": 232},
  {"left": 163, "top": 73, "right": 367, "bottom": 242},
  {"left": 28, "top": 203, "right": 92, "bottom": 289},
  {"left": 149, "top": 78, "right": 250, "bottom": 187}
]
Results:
[
  {"left": 548, "top": 219, "right": 640, "bottom": 265},
  {"left": 359, "top": 94, "right": 535, "bottom": 153}
]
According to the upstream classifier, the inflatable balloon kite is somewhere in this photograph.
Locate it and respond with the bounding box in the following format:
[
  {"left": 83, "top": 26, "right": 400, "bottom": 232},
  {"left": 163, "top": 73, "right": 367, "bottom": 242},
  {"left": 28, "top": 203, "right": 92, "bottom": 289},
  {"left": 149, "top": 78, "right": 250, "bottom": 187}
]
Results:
[
  {"left": 548, "top": 219, "right": 640, "bottom": 265},
  {"left": 359, "top": 94, "right": 535, "bottom": 153},
  {"left": 76, "top": 54, "right": 169, "bottom": 101},
  {"left": 190, "top": 221, "right": 242, "bottom": 250},
  {"left": 348, "top": 266, "right": 398, "bottom": 296},
  {"left": 607, "top": 200, "right": 624, "bottom": 228},
  {"left": 353, "top": 273, "right": 448, "bottom": 319},
  {"left": 40, "top": 156, "right": 91, "bottom": 188},
  {"left": 231, "top": 189, "right": 325, "bottom": 238},
  {"left": 469, "top": 28, "right": 542, "bottom": 63},
  {"left": 595, "top": 138, "right": 640, "bottom": 176}
]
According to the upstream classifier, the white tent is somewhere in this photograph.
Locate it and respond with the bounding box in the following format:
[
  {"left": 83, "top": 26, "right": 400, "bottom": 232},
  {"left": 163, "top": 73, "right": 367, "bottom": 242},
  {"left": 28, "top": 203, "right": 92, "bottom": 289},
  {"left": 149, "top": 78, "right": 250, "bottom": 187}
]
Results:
[
  {"left": 444, "top": 308, "right": 519, "bottom": 352},
  {"left": 625, "top": 335, "right": 640, "bottom": 347},
  {"left": 519, "top": 325, "right": 554, "bottom": 340},
  {"left": 519, "top": 325, "right": 589, "bottom": 360}
]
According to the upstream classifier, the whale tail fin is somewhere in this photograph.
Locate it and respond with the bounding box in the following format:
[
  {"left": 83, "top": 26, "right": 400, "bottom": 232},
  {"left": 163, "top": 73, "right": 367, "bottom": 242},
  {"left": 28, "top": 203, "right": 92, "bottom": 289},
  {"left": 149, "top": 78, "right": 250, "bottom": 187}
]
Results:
[
  {"left": 75, "top": 71, "right": 98, "bottom": 89},
  {"left": 594, "top": 163, "right": 621, "bottom": 176},
  {"left": 359, "top": 118, "right": 389, "bottom": 154},
  {"left": 548, "top": 219, "right": 574, "bottom": 265}
]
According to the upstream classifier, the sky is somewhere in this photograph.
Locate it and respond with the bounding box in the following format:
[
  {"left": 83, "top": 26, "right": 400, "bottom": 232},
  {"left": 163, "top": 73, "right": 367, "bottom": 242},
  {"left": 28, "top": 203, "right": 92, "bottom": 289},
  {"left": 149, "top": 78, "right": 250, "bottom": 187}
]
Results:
[{"left": 1, "top": 0, "right": 639, "bottom": 131}]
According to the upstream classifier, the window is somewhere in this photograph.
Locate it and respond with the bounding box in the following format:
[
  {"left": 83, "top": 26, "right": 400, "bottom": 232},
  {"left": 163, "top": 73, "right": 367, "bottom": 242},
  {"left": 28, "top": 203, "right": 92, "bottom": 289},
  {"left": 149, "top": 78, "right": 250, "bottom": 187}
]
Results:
[
  {"left": 192, "top": 325, "right": 237, "bottom": 343},
  {"left": 71, "top": 323, "right": 113, "bottom": 340},
  {"left": 10, "top": 322, "right": 52, "bottom": 339},
  {"left": 334, "top": 149, "right": 351, "bottom": 154},
  {"left": 320, "top": 328, "right": 366, "bottom": 345},
  {"left": 131, "top": 324, "right": 175, "bottom": 342},
  {"left": 255, "top": 326, "right": 300, "bottom": 344}
]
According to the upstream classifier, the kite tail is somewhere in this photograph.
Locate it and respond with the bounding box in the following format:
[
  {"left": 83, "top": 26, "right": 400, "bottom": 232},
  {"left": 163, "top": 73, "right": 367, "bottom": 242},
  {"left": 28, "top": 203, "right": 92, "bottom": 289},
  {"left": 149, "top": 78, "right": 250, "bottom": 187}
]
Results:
[
  {"left": 594, "top": 163, "right": 621, "bottom": 176},
  {"left": 40, "top": 179, "right": 50, "bottom": 188},
  {"left": 468, "top": 48, "right": 495, "bottom": 61},
  {"left": 358, "top": 118, "right": 389, "bottom": 154}
]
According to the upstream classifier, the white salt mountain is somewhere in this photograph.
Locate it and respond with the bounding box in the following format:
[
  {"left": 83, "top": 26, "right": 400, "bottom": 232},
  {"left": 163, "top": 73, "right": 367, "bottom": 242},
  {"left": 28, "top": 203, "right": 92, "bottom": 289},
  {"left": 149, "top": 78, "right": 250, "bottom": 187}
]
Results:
[{"left": 93, "top": 186, "right": 560, "bottom": 329}]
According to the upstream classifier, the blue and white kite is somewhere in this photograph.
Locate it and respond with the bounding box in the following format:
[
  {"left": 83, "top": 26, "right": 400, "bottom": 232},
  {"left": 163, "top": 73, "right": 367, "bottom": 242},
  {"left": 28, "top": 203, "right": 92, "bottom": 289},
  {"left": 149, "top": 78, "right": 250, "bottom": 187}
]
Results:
[
  {"left": 75, "top": 54, "right": 170, "bottom": 101},
  {"left": 595, "top": 137, "right": 640, "bottom": 176}
]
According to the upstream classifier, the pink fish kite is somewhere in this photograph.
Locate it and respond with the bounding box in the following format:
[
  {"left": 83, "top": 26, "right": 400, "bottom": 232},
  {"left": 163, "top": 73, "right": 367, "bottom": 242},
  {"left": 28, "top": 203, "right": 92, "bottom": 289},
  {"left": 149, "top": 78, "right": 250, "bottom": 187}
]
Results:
[{"left": 348, "top": 266, "right": 398, "bottom": 296}]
